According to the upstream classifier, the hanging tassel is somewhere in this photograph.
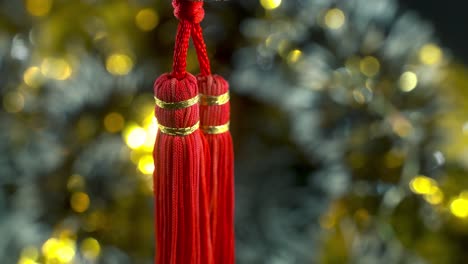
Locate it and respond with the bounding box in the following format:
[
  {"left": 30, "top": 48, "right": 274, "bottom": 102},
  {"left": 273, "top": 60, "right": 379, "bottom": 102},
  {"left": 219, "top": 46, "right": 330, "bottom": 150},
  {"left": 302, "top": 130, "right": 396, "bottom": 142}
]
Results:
[
  {"left": 153, "top": 1, "right": 213, "bottom": 263},
  {"left": 192, "top": 22, "right": 235, "bottom": 264}
]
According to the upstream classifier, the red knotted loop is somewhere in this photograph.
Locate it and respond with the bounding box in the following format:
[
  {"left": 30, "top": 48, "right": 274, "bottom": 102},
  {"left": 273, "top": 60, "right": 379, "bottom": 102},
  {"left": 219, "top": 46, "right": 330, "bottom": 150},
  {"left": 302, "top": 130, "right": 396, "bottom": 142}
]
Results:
[{"left": 172, "top": 0, "right": 205, "bottom": 24}]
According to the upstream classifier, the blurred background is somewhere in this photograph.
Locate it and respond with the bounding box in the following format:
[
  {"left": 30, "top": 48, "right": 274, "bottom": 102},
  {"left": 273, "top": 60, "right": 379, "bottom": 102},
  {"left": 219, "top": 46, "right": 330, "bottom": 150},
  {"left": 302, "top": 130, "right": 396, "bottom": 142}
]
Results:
[{"left": 1, "top": 0, "right": 468, "bottom": 263}]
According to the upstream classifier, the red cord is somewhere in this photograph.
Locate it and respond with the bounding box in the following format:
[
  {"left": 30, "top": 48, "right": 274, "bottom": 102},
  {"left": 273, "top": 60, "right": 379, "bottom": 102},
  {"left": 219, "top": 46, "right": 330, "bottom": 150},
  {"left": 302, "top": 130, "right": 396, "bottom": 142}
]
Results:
[
  {"left": 171, "top": 0, "right": 208, "bottom": 78},
  {"left": 192, "top": 24, "right": 212, "bottom": 76}
]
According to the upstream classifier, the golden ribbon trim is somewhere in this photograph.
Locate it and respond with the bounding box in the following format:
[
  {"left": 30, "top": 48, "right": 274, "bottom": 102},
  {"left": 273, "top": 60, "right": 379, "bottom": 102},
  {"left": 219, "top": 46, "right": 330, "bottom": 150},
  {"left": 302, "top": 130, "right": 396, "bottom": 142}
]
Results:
[
  {"left": 200, "top": 92, "right": 230, "bottom": 106},
  {"left": 201, "top": 122, "right": 230, "bottom": 134},
  {"left": 158, "top": 121, "right": 200, "bottom": 136},
  {"left": 154, "top": 95, "right": 199, "bottom": 110}
]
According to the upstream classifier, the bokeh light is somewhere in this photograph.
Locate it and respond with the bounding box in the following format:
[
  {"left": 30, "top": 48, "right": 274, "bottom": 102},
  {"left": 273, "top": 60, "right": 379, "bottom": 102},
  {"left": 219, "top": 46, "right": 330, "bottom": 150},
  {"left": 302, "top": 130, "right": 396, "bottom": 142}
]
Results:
[
  {"left": 23, "top": 66, "right": 43, "bottom": 88},
  {"left": 409, "top": 175, "right": 438, "bottom": 195},
  {"left": 324, "top": 8, "right": 345, "bottom": 29},
  {"left": 80, "top": 238, "right": 101, "bottom": 260},
  {"left": 450, "top": 196, "right": 468, "bottom": 218},
  {"left": 104, "top": 112, "right": 125, "bottom": 133},
  {"left": 260, "top": 0, "right": 281, "bottom": 10},
  {"left": 124, "top": 125, "right": 147, "bottom": 149},
  {"left": 360, "top": 56, "right": 380, "bottom": 77},
  {"left": 106, "top": 53, "right": 134, "bottom": 76},
  {"left": 25, "top": 0, "right": 53, "bottom": 17},
  {"left": 287, "top": 49, "right": 302, "bottom": 64},
  {"left": 419, "top": 43, "right": 443, "bottom": 65},
  {"left": 40, "top": 58, "right": 72, "bottom": 80},
  {"left": 399, "top": 71, "right": 418, "bottom": 92},
  {"left": 138, "top": 155, "right": 155, "bottom": 175},
  {"left": 70, "top": 192, "right": 90, "bottom": 213},
  {"left": 136, "top": 8, "right": 159, "bottom": 31}
]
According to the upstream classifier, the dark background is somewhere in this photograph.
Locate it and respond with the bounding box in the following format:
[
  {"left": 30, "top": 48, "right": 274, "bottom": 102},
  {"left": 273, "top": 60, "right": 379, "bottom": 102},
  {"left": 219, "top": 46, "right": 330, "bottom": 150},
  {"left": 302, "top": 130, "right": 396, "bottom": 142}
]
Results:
[{"left": 400, "top": 0, "right": 468, "bottom": 64}]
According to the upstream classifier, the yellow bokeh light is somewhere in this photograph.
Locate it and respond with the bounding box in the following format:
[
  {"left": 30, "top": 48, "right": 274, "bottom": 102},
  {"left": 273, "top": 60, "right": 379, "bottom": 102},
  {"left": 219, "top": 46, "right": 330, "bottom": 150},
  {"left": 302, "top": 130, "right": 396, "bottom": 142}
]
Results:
[
  {"left": 106, "top": 53, "right": 134, "bottom": 76},
  {"left": 450, "top": 197, "right": 468, "bottom": 218},
  {"left": 260, "top": 0, "right": 281, "bottom": 10},
  {"left": 135, "top": 8, "right": 159, "bottom": 31},
  {"left": 124, "top": 125, "right": 147, "bottom": 149},
  {"left": 419, "top": 43, "right": 443, "bottom": 65},
  {"left": 424, "top": 187, "right": 444, "bottom": 205},
  {"left": 42, "top": 238, "right": 59, "bottom": 256},
  {"left": 41, "top": 58, "right": 72, "bottom": 80},
  {"left": 70, "top": 192, "right": 90, "bottom": 213},
  {"left": 3, "top": 91, "right": 25, "bottom": 113},
  {"left": 409, "top": 175, "right": 437, "bottom": 195},
  {"left": 142, "top": 115, "right": 157, "bottom": 151},
  {"left": 23, "top": 66, "right": 43, "bottom": 88},
  {"left": 26, "top": 0, "right": 53, "bottom": 17},
  {"left": 17, "top": 257, "right": 38, "bottom": 264},
  {"left": 324, "top": 8, "right": 345, "bottom": 29},
  {"left": 81, "top": 238, "right": 101, "bottom": 260},
  {"left": 360, "top": 56, "right": 380, "bottom": 77},
  {"left": 138, "top": 155, "right": 155, "bottom": 174},
  {"left": 104, "top": 112, "right": 125, "bottom": 133},
  {"left": 399, "top": 71, "right": 418, "bottom": 92},
  {"left": 287, "top": 49, "right": 302, "bottom": 64}
]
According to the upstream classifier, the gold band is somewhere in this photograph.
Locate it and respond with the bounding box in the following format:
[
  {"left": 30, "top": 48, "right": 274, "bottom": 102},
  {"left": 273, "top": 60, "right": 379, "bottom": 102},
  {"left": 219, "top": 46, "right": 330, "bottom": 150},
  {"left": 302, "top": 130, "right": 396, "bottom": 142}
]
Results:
[
  {"left": 158, "top": 121, "right": 200, "bottom": 136},
  {"left": 200, "top": 92, "right": 230, "bottom": 106},
  {"left": 201, "top": 122, "right": 230, "bottom": 134},
  {"left": 154, "top": 95, "right": 199, "bottom": 110}
]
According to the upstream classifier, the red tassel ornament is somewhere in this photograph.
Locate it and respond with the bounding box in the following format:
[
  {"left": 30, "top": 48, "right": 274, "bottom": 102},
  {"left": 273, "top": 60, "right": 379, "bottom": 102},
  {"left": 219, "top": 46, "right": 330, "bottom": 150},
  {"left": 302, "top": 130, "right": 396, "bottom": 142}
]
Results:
[
  {"left": 153, "top": 1, "right": 213, "bottom": 264},
  {"left": 192, "top": 22, "right": 236, "bottom": 264}
]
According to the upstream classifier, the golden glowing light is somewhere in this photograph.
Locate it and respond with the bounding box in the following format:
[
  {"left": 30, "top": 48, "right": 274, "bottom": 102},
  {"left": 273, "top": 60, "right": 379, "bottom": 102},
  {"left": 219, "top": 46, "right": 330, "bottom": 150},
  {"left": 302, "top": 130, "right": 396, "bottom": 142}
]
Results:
[
  {"left": 450, "top": 197, "right": 468, "bottom": 218},
  {"left": 81, "top": 238, "right": 101, "bottom": 260},
  {"left": 106, "top": 53, "right": 134, "bottom": 76},
  {"left": 324, "top": 8, "right": 345, "bottom": 29},
  {"left": 399, "top": 71, "right": 418, "bottom": 92},
  {"left": 360, "top": 56, "right": 380, "bottom": 77},
  {"left": 70, "top": 192, "right": 90, "bottom": 213},
  {"left": 42, "top": 238, "right": 59, "bottom": 256},
  {"left": 136, "top": 8, "right": 159, "bottom": 31},
  {"left": 17, "top": 258, "right": 38, "bottom": 264},
  {"left": 124, "top": 125, "right": 147, "bottom": 149},
  {"left": 23, "top": 66, "right": 43, "bottom": 88},
  {"left": 104, "top": 112, "right": 125, "bottom": 133},
  {"left": 26, "top": 0, "right": 53, "bottom": 17},
  {"left": 419, "top": 43, "right": 443, "bottom": 65},
  {"left": 260, "top": 0, "right": 281, "bottom": 10},
  {"left": 141, "top": 113, "right": 157, "bottom": 151},
  {"left": 424, "top": 187, "right": 444, "bottom": 205},
  {"left": 3, "top": 91, "right": 25, "bottom": 113},
  {"left": 138, "top": 155, "right": 155, "bottom": 174},
  {"left": 287, "top": 49, "right": 302, "bottom": 64},
  {"left": 42, "top": 237, "right": 76, "bottom": 262},
  {"left": 409, "top": 175, "right": 437, "bottom": 195},
  {"left": 41, "top": 58, "right": 72, "bottom": 80}
]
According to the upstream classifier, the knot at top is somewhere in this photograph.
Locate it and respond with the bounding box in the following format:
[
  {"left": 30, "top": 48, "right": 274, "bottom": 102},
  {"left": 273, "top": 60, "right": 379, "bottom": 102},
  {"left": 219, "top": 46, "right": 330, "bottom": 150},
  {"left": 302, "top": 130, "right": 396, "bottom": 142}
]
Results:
[{"left": 172, "top": 0, "right": 205, "bottom": 24}]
